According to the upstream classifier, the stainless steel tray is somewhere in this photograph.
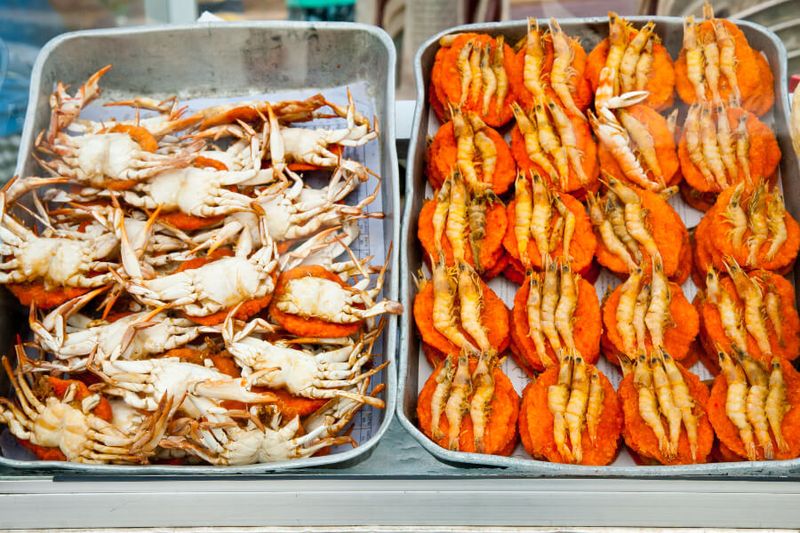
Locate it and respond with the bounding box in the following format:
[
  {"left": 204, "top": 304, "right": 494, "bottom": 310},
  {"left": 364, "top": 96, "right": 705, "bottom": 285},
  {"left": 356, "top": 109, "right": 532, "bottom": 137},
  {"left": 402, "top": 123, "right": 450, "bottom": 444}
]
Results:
[
  {"left": 397, "top": 16, "right": 800, "bottom": 477},
  {"left": 0, "top": 21, "right": 400, "bottom": 474}
]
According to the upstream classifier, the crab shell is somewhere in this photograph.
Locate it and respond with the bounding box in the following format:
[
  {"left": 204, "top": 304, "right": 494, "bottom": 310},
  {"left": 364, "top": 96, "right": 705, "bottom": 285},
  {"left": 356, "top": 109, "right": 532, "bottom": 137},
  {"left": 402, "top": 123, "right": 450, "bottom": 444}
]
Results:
[{"left": 270, "top": 265, "right": 366, "bottom": 338}]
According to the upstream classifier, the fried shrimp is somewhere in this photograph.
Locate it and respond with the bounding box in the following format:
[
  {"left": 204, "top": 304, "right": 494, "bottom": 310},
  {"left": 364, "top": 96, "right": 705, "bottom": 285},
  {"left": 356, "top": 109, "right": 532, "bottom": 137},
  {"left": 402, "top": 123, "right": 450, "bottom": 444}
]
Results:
[
  {"left": 616, "top": 268, "right": 643, "bottom": 355},
  {"left": 618, "top": 109, "right": 662, "bottom": 179},
  {"left": 766, "top": 359, "right": 790, "bottom": 453},
  {"left": 468, "top": 43, "right": 483, "bottom": 105},
  {"left": 633, "top": 283, "right": 651, "bottom": 353},
  {"left": 526, "top": 273, "right": 550, "bottom": 367},
  {"left": 530, "top": 173, "right": 552, "bottom": 261},
  {"left": 702, "top": 32, "right": 721, "bottom": 103},
  {"left": 718, "top": 283, "right": 748, "bottom": 352},
  {"left": 634, "top": 356, "right": 670, "bottom": 456},
  {"left": 549, "top": 18, "right": 584, "bottom": 118},
  {"left": 432, "top": 176, "right": 452, "bottom": 246},
  {"left": 457, "top": 42, "right": 473, "bottom": 106},
  {"left": 715, "top": 105, "right": 738, "bottom": 181},
  {"left": 723, "top": 182, "right": 748, "bottom": 250},
  {"left": 524, "top": 18, "right": 546, "bottom": 100},
  {"left": 713, "top": 19, "right": 740, "bottom": 104},
  {"left": 445, "top": 172, "right": 470, "bottom": 261},
  {"left": 541, "top": 258, "right": 562, "bottom": 353},
  {"left": 548, "top": 356, "right": 574, "bottom": 462},
  {"left": 738, "top": 351, "right": 773, "bottom": 459},
  {"left": 605, "top": 194, "right": 640, "bottom": 261},
  {"left": 735, "top": 114, "right": 751, "bottom": 182},
  {"left": 747, "top": 183, "right": 768, "bottom": 267},
  {"left": 452, "top": 111, "right": 481, "bottom": 193},
  {"left": 620, "top": 21, "right": 655, "bottom": 93},
  {"left": 606, "top": 176, "right": 659, "bottom": 257},
  {"left": 606, "top": 12, "right": 629, "bottom": 91},
  {"left": 548, "top": 214, "right": 565, "bottom": 255},
  {"left": 552, "top": 193, "right": 575, "bottom": 260},
  {"left": 492, "top": 37, "right": 508, "bottom": 111},
  {"left": 469, "top": 351, "right": 496, "bottom": 452},
  {"left": 469, "top": 114, "right": 498, "bottom": 188},
  {"left": 466, "top": 193, "right": 488, "bottom": 271},
  {"left": 684, "top": 16, "right": 706, "bottom": 102},
  {"left": 685, "top": 105, "right": 716, "bottom": 186},
  {"left": 727, "top": 262, "right": 771, "bottom": 356},
  {"left": 652, "top": 352, "right": 682, "bottom": 457},
  {"left": 586, "top": 367, "right": 605, "bottom": 445},
  {"left": 699, "top": 105, "right": 728, "bottom": 189},
  {"left": 514, "top": 174, "right": 533, "bottom": 268},
  {"left": 431, "top": 254, "right": 477, "bottom": 352},
  {"left": 554, "top": 264, "right": 578, "bottom": 351},
  {"left": 512, "top": 104, "right": 560, "bottom": 186},
  {"left": 764, "top": 288, "right": 783, "bottom": 346},
  {"left": 534, "top": 102, "right": 568, "bottom": 189},
  {"left": 635, "top": 39, "right": 655, "bottom": 92},
  {"left": 457, "top": 261, "right": 491, "bottom": 352},
  {"left": 548, "top": 102, "right": 588, "bottom": 186},
  {"left": 644, "top": 258, "right": 670, "bottom": 349},
  {"left": 480, "top": 45, "right": 498, "bottom": 116},
  {"left": 590, "top": 108, "right": 654, "bottom": 191},
  {"left": 565, "top": 355, "right": 590, "bottom": 464},
  {"left": 718, "top": 349, "right": 757, "bottom": 460},
  {"left": 587, "top": 193, "right": 636, "bottom": 270},
  {"left": 661, "top": 349, "right": 699, "bottom": 461},
  {"left": 431, "top": 357, "right": 455, "bottom": 440},
  {"left": 766, "top": 191, "right": 787, "bottom": 261},
  {"left": 445, "top": 353, "right": 473, "bottom": 450}
]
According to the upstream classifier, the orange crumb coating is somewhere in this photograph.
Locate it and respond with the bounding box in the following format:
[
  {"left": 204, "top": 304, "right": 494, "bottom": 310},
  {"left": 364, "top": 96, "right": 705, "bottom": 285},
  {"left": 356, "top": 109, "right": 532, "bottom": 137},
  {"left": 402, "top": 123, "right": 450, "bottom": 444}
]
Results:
[
  {"left": 619, "top": 362, "right": 714, "bottom": 464},
  {"left": 511, "top": 273, "right": 601, "bottom": 371},
  {"left": 584, "top": 31, "right": 675, "bottom": 111},
  {"left": 592, "top": 188, "right": 686, "bottom": 280},
  {"left": 417, "top": 197, "right": 508, "bottom": 274},
  {"left": 697, "top": 271, "right": 800, "bottom": 365},
  {"left": 707, "top": 359, "right": 800, "bottom": 461},
  {"left": 502, "top": 193, "right": 596, "bottom": 274},
  {"left": 601, "top": 280, "right": 698, "bottom": 366},
  {"left": 679, "top": 107, "right": 780, "bottom": 194},
  {"left": 674, "top": 19, "right": 771, "bottom": 115},
  {"left": 597, "top": 104, "right": 680, "bottom": 189},
  {"left": 413, "top": 277, "right": 510, "bottom": 358},
  {"left": 7, "top": 283, "right": 92, "bottom": 310},
  {"left": 694, "top": 186, "right": 800, "bottom": 274},
  {"left": 158, "top": 211, "right": 225, "bottom": 231},
  {"left": 509, "top": 32, "right": 593, "bottom": 113},
  {"left": 433, "top": 33, "right": 517, "bottom": 127},
  {"left": 509, "top": 112, "right": 599, "bottom": 198},
  {"left": 417, "top": 357, "right": 520, "bottom": 455},
  {"left": 427, "top": 121, "right": 516, "bottom": 194},
  {"left": 679, "top": 180, "right": 718, "bottom": 213},
  {"left": 519, "top": 364, "right": 622, "bottom": 465}
]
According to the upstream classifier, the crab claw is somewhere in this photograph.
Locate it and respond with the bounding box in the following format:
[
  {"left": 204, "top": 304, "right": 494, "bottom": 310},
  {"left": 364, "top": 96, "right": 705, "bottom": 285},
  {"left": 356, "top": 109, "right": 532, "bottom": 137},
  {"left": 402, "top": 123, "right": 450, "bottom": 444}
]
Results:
[{"left": 604, "top": 90, "right": 650, "bottom": 110}]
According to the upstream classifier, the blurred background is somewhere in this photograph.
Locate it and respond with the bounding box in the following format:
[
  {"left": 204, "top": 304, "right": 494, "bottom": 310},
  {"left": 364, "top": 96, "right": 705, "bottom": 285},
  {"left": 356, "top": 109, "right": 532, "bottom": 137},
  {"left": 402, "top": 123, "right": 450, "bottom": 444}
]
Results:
[{"left": 0, "top": 0, "right": 798, "bottom": 178}]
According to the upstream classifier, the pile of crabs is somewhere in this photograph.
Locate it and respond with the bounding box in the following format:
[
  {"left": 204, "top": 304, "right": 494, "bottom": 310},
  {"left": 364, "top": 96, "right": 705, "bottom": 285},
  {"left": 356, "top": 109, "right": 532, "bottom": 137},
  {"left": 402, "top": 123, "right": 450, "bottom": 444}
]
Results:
[
  {"left": 413, "top": 5, "right": 800, "bottom": 466},
  {"left": 0, "top": 66, "right": 402, "bottom": 465}
]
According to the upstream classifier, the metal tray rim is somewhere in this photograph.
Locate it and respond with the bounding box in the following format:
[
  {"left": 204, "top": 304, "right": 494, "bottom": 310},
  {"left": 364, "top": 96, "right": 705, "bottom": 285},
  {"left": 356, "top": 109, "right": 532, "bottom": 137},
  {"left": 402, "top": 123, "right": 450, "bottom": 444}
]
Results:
[
  {"left": 397, "top": 16, "right": 800, "bottom": 477},
  {"left": 1, "top": 20, "right": 401, "bottom": 475}
]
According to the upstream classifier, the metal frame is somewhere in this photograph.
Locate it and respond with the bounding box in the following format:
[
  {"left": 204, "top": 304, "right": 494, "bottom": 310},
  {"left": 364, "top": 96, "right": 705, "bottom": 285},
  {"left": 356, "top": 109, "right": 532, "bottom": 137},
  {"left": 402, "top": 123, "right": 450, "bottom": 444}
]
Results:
[{"left": 1, "top": 476, "right": 800, "bottom": 528}]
